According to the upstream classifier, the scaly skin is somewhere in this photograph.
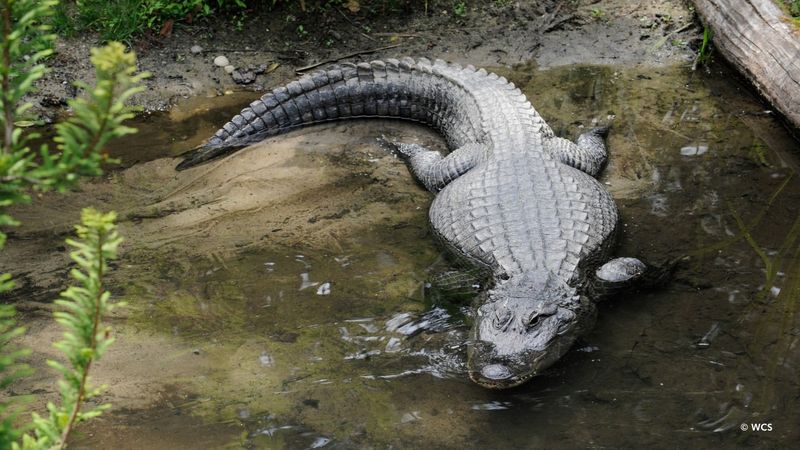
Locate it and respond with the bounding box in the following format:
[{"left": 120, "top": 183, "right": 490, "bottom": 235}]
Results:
[{"left": 178, "top": 57, "right": 641, "bottom": 389}]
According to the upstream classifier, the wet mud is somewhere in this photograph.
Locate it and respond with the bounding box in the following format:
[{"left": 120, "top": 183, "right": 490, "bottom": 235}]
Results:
[{"left": 29, "top": 0, "right": 699, "bottom": 117}]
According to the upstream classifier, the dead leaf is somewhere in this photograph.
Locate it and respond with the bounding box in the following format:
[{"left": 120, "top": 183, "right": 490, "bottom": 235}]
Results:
[
  {"left": 266, "top": 62, "right": 280, "bottom": 74},
  {"left": 346, "top": 0, "right": 360, "bottom": 14},
  {"left": 159, "top": 19, "right": 174, "bottom": 38}
]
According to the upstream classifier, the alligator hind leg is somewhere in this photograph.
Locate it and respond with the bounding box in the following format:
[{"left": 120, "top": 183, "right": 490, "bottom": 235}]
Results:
[
  {"left": 379, "top": 139, "right": 483, "bottom": 192},
  {"left": 546, "top": 127, "right": 609, "bottom": 177},
  {"left": 591, "top": 256, "right": 675, "bottom": 300}
]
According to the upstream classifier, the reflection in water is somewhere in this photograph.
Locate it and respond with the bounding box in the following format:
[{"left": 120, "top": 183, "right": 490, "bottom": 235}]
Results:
[{"left": 11, "top": 61, "right": 800, "bottom": 448}]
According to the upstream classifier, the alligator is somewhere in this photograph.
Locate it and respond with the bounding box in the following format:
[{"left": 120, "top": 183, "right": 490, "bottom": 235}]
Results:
[{"left": 177, "top": 57, "right": 667, "bottom": 389}]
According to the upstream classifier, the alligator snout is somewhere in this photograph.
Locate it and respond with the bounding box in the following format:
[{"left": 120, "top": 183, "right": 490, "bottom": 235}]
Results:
[
  {"left": 479, "top": 364, "right": 514, "bottom": 381},
  {"left": 469, "top": 363, "right": 517, "bottom": 388}
]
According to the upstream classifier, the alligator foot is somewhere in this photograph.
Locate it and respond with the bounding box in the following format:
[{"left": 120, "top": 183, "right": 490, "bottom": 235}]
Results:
[
  {"left": 377, "top": 136, "right": 482, "bottom": 193},
  {"left": 591, "top": 256, "right": 679, "bottom": 300},
  {"left": 545, "top": 125, "right": 611, "bottom": 177}
]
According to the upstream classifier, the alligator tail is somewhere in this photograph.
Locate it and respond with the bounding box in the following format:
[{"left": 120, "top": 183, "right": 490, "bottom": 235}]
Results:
[{"left": 177, "top": 57, "right": 434, "bottom": 170}]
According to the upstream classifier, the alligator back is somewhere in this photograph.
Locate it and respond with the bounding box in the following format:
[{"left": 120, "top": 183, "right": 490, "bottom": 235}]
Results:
[{"left": 430, "top": 153, "right": 618, "bottom": 285}]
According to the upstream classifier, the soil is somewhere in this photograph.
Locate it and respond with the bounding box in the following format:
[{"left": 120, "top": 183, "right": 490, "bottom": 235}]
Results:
[{"left": 30, "top": 0, "right": 700, "bottom": 117}]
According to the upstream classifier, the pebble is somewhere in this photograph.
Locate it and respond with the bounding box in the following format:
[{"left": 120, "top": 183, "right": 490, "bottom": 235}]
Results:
[
  {"left": 213, "top": 55, "right": 229, "bottom": 67},
  {"left": 680, "top": 144, "right": 708, "bottom": 156},
  {"left": 224, "top": 64, "right": 236, "bottom": 74},
  {"left": 190, "top": 45, "right": 203, "bottom": 54},
  {"left": 232, "top": 69, "right": 257, "bottom": 84}
]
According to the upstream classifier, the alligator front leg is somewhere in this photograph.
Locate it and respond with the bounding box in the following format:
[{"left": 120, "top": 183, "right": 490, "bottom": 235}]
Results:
[
  {"left": 546, "top": 126, "right": 609, "bottom": 177},
  {"left": 426, "top": 267, "right": 488, "bottom": 304},
  {"left": 381, "top": 140, "right": 483, "bottom": 192}
]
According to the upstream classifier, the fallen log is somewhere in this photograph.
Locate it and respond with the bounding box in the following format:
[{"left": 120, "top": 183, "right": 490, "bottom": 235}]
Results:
[{"left": 692, "top": 0, "right": 800, "bottom": 129}]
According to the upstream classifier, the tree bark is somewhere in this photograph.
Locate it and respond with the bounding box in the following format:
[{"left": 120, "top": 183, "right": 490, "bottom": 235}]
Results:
[{"left": 692, "top": 0, "right": 800, "bottom": 129}]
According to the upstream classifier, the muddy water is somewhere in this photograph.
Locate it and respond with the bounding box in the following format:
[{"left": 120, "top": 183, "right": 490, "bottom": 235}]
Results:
[{"left": 4, "top": 61, "right": 799, "bottom": 448}]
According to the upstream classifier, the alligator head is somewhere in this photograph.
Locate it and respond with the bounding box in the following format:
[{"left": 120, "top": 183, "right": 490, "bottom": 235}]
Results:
[{"left": 467, "top": 272, "right": 597, "bottom": 389}]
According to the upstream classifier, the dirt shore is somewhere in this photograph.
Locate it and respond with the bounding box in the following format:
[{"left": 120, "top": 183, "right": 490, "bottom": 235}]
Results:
[{"left": 32, "top": 0, "right": 700, "bottom": 117}]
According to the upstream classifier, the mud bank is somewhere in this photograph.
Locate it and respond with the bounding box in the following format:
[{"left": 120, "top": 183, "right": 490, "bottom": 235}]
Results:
[{"left": 31, "top": 0, "right": 699, "bottom": 117}]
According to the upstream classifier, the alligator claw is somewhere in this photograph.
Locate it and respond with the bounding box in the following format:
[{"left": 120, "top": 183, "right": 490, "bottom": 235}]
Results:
[
  {"left": 590, "top": 125, "right": 611, "bottom": 137},
  {"left": 376, "top": 135, "right": 404, "bottom": 156},
  {"left": 376, "top": 135, "right": 423, "bottom": 160}
]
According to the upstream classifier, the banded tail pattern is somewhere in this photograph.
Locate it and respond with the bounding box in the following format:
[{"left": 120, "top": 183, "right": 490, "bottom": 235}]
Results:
[{"left": 176, "top": 57, "right": 548, "bottom": 170}]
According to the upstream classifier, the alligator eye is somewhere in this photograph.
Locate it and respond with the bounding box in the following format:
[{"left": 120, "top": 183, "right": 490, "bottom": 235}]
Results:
[
  {"left": 492, "top": 309, "right": 513, "bottom": 330},
  {"left": 526, "top": 312, "right": 542, "bottom": 330}
]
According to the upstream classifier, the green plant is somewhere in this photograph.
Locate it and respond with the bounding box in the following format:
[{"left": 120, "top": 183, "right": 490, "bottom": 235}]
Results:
[
  {"left": 16, "top": 209, "right": 123, "bottom": 449},
  {"left": 1, "top": 0, "right": 145, "bottom": 447},
  {"left": 76, "top": 0, "right": 145, "bottom": 43},
  {"left": 453, "top": 1, "right": 466, "bottom": 18},
  {"left": 590, "top": 7, "right": 603, "bottom": 19},
  {"left": 232, "top": 10, "right": 248, "bottom": 31},
  {"left": 781, "top": 0, "right": 800, "bottom": 18},
  {"left": 51, "top": 0, "right": 251, "bottom": 42},
  {"left": 1, "top": 39, "right": 146, "bottom": 233},
  {"left": 0, "top": 303, "right": 32, "bottom": 446},
  {"left": 694, "top": 25, "right": 713, "bottom": 69}
]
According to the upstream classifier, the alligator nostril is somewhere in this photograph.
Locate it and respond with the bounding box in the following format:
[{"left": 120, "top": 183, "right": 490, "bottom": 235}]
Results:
[{"left": 480, "top": 364, "right": 514, "bottom": 381}]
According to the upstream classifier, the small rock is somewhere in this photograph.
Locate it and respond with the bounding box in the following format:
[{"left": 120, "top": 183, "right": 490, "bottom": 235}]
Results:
[
  {"left": 232, "top": 69, "right": 257, "bottom": 85},
  {"left": 190, "top": 45, "right": 203, "bottom": 54},
  {"left": 224, "top": 64, "right": 236, "bottom": 74},
  {"left": 259, "top": 351, "right": 274, "bottom": 366},
  {"left": 192, "top": 348, "right": 201, "bottom": 355},
  {"left": 247, "top": 63, "right": 268, "bottom": 75},
  {"left": 680, "top": 145, "right": 709, "bottom": 156},
  {"left": 213, "top": 55, "right": 230, "bottom": 67},
  {"left": 316, "top": 282, "right": 331, "bottom": 295},
  {"left": 401, "top": 411, "right": 421, "bottom": 423}
]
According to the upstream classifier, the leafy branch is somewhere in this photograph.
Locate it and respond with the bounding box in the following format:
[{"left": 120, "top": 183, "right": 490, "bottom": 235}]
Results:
[
  {"left": 17, "top": 210, "right": 123, "bottom": 450},
  {"left": 1, "top": 0, "right": 148, "bottom": 246},
  {"left": 0, "top": 301, "right": 32, "bottom": 447},
  {"left": 1, "top": 1, "right": 147, "bottom": 448}
]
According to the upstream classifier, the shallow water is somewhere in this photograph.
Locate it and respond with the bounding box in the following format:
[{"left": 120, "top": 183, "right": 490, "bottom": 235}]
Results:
[{"left": 6, "top": 61, "right": 800, "bottom": 448}]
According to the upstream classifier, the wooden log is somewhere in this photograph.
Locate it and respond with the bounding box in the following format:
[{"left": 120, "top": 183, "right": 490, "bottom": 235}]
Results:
[{"left": 692, "top": 0, "right": 800, "bottom": 129}]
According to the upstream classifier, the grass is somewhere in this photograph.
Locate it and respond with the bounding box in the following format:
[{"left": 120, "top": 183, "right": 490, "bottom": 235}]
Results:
[
  {"left": 51, "top": 1, "right": 483, "bottom": 42},
  {"left": 778, "top": 0, "right": 800, "bottom": 24},
  {"left": 785, "top": 0, "right": 800, "bottom": 17},
  {"left": 51, "top": 0, "right": 250, "bottom": 42}
]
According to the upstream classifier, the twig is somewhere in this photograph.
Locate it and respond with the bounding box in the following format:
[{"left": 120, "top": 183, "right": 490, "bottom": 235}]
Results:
[
  {"left": 543, "top": 14, "right": 576, "bottom": 33},
  {"left": 372, "top": 32, "right": 424, "bottom": 38},
  {"left": 295, "top": 44, "right": 404, "bottom": 74},
  {"left": 336, "top": 7, "right": 378, "bottom": 42},
  {"left": 193, "top": 48, "right": 280, "bottom": 53},
  {"left": 648, "top": 22, "right": 695, "bottom": 52},
  {"left": 2, "top": 3, "right": 14, "bottom": 154}
]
